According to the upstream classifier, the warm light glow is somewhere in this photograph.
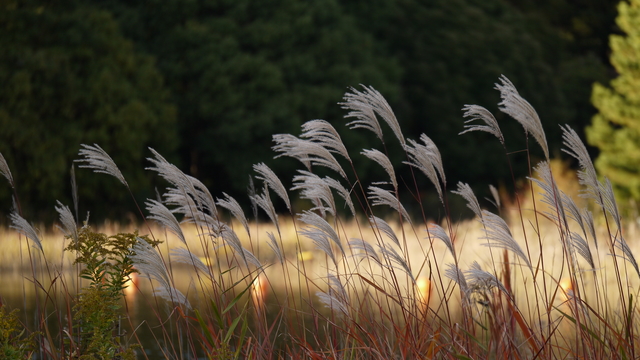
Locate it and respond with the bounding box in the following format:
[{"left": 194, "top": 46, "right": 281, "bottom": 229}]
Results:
[
  {"left": 251, "top": 273, "right": 268, "bottom": 312},
  {"left": 123, "top": 271, "right": 139, "bottom": 298},
  {"left": 416, "top": 276, "right": 432, "bottom": 308},
  {"left": 559, "top": 278, "right": 573, "bottom": 301}
]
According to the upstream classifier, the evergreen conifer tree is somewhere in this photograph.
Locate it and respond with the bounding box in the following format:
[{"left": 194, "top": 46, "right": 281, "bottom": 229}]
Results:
[{"left": 588, "top": 0, "right": 640, "bottom": 202}]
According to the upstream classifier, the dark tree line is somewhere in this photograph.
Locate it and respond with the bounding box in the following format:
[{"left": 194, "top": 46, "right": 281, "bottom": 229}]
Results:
[{"left": 0, "top": 0, "right": 619, "bottom": 221}]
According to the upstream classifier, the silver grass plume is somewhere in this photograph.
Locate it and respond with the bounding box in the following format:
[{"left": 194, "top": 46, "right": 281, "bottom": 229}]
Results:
[
  {"left": 55, "top": 201, "right": 77, "bottom": 244},
  {"left": 379, "top": 244, "right": 415, "bottom": 283},
  {"left": 480, "top": 210, "right": 532, "bottom": 270},
  {"left": 452, "top": 182, "right": 482, "bottom": 219},
  {"left": 272, "top": 134, "right": 347, "bottom": 179},
  {"left": 220, "top": 224, "right": 262, "bottom": 269},
  {"left": 10, "top": 212, "right": 43, "bottom": 252},
  {"left": 251, "top": 185, "right": 280, "bottom": 235},
  {"left": 460, "top": 105, "right": 505, "bottom": 145},
  {"left": 369, "top": 216, "right": 400, "bottom": 248},
  {"left": 444, "top": 263, "right": 469, "bottom": 296},
  {"left": 253, "top": 163, "right": 291, "bottom": 212},
  {"left": 428, "top": 224, "right": 456, "bottom": 260},
  {"left": 368, "top": 186, "right": 412, "bottom": 224},
  {"left": 362, "top": 148, "right": 397, "bottom": 190},
  {"left": 170, "top": 247, "right": 212, "bottom": 278},
  {"left": 322, "top": 176, "right": 355, "bottom": 216},
  {"left": 613, "top": 235, "right": 640, "bottom": 277},
  {"left": 266, "top": 232, "right": 284, "bottom": 264},
  {"left": 300, "top": 120, "right": 351, "bottom": 161},
  {"left": 602, "top": 179, "right": 622, "bottom": 232},
  {"left": 488, "top": 185, "right": 501, "bottom": 209},
  {"left": 569, "top": 232, "right": 595, "bottom": 270},
  {"left": 495, "top": 75, "right": 549, "bottom": 160},
  {"left": 529, "top": 162, "right": 568, "bottom": 229},
  {"left": 76, "top": 144, "right": 128, "bottom": 187},
  {"left": 341, "top": 85, "right": 404, "bottom": 146},
  {"left": 131, "top": 239, "right": 191, "bottom": 309},
  {"left": 0, "top": 152, "right": 14, "bottom": 188},
  {"left": 70, "top": 164, "right": 79, "bottom": 223},
  {"left": 299, "top": 210, "right": 344, "bottom": 265},
  {"left": 317, "top": 274, "right": 350, "bottom": 316},
  {"left": 146, "top": 199, "right": 186, "bottom": 245},
  {"left": 291, "top": 170, "right": 336, "bottom": 217},
  {"left": 154, "top": 287, "right": 191, "bottom": 310},
  {"left": 582, "top": 209, "right": 598, "bottom": 250},
  {"left": 561, "top": 125, "right": 601, "bottom": 204},
  {"left": 404, "top": 134, "right": 445, "bottom": 204},
  {"left": 561, "top": 193, "right": 583, "bottom": 230},
  {"left": 217, "top": 192, "right": 250, "bottom": 237},
  {"left": 164, "top": 187, "right": 220, "bottom": 235},
  {"left": 348, "top": 238, "right": 381, "bottom": 264},
  {"left": 465, "top": 262, "right": 508, "bottom": 296}
]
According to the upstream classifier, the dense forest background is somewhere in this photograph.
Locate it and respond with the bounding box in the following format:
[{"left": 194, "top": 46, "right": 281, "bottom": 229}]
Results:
[{"left": 0, "top": 0, "right": 620, "bottom": 222}]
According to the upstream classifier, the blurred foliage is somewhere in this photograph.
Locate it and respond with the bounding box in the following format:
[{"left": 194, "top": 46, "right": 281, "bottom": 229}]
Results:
[
  {"left": 0, "top": 0, "right": 178, "bottom": 221},
  {"left": 0, "top": 307, "right": 37, "bottom": 359},
  {"left": 588, "top": 0, "right": 640, "bottom": 204},
  {"left": 0, "top": 0, "right": 620, "bottom": 221}
]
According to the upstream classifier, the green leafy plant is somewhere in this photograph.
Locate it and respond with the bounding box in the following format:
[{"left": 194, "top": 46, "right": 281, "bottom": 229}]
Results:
[
  {"left": 64, "top": 226, "right": 160, "bottom": 359},
  {"left": 0, "top": 307, "right": 37, "bottom": 360}
]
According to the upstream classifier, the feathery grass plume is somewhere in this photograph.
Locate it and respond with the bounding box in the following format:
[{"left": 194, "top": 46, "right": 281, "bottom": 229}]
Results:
[
  {"left": 317, "top": 274, "right": 350, "bottom": 316},
  {"left": 291, "top": 170, "right": 336, "bottom": 217},
  {"left": 582, "top": 209, "right": 598, "bottom": 250},
  {"left": 452, "top": 182, "right": 482, "bottom": 219},
  {"left": 362, "top": 148, "right": 397, "bottom": 189},
  {"left": 170, "top": 247, "right": 212, "bottom": 278},
  {"left": 146, "top": 199, "right": 186, "bottom": 245},
  {"left": 131, "top": 238, "right": 191, "bottom": 309},
  {"left": 460, "top": 105, "right": 505, "bottom": 144},
  {"left": 154, "top": 287, "right": 191, "bottom": 310},
  {"left": 465, "top": 261, "right": 508, "bottom": 295},
  {"left": 613, "top": 235, "right": 640, "bottom": 277},
  {"left": 368, "top": 186, "right": 412, "bottom": 224},
  {"left": 76, "top": 144, "right": 128, "bottom": 187},
  {"left": 569, "top": 232, "right": 595, "bottom": 270},
  {"left": 220, "top": 224, "right": 255, "bottom": 268},
  {"left": 602, "top": 178, "right": 622, "bottom": 231},
  {"left": 488, "top": 185, "right": 501, "bottom": 209},
  {"left": 10, "top": 212, "right": 43, "bottom": 253},
  {"left": 0, "top": 151, "right": 13, "bottom": 187},
  {"left": 300, "top": 119, "right": 351, "bottom": 161},
  {"left": 266, "top": 232, "right": 284, "bottom": 265},
  {"left": 444, "top": 263, "right": 469, "bottom": 296},
  {"left": 341, "top": 85, "right": 404, "bottom": 146},
  {"left": 299, "top": 210, "right": 344, "bottom": 256},
  {"left": 55, "top": 201, "right": 77, "bottom": 244},
  {"left": 70, "top": 164, "right": 79, "bottom": 223},
  {"left": 164, "top": 187, "right": 221, "bottom": 236},
  {"left": 428, "top": 224, "right": 455, "bottom": 259},
  {"left": 254, "top": 162, "right": 292, "bottom": 212},
  {"left": 272, "top": 134, "right": 348, "bottom": 179},
  {"left": 530, "top": 161, "right": 568, "bottom": 228},
  {"left": 348, "top": 238, "right": 381, "bottom": 264},
  {"left": 480, "top": 210, "right": 532, "bottom": 270},
  {"left": 562, "top": 193, "right": 586, "bottom": 236},
  {"left": 495, "top": 75, "right": 549, "bottom": 160},
  {"left": 561, "top": 125, "right": 601, "bottom": 202},
  {"left": 248, "top": 176, "right": 259, "bottom": 220},
  {"left": 369, "top": 216, "right": 400, "bottom": 247},
  {"left": 379, "top": 244, "right": 415, "bottom": 283},
  {"left": 322, "top": 176, "right": 355, "bottom": 216},
  {"left": 251, "top": 185, "right": 280, "bottom": 235},
  {"left": 217, "top": 192, "right": 250, "bottom": 237},
  {"left": 404, "top": 134, "right": 445, "bottom": 204}
]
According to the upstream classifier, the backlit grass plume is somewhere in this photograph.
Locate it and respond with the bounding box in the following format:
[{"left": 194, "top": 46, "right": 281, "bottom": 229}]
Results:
[{"left": 76, "top": 144, "right": 128, "bottom": 187}]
